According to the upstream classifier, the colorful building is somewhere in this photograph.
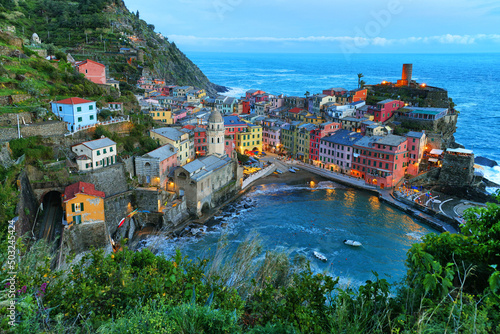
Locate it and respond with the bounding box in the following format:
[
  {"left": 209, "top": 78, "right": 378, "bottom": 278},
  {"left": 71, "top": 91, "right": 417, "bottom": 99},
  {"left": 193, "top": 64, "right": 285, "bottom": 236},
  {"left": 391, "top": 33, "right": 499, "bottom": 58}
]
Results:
[
  {"left": 406, "top": 131, "right": 427, "bottom": 175},
  {"left": 71, "top": 137, "right": 117, "bottom": 171},
  {"left": 296, "top": 123, "right": 317, "bottom": 162},
  {"left": 152, "top": 110, "right": 173, "bottom": 124},
  {"left": 150, "top": 127, "right": 193, "bottom": 166},
  {"left": 51, "top": 97, "right": 97, "bottom": 132},
  {"left": 63, "top": 182, "right": 105, "bottom": 225},
  {"left": 319, "top": 129, "right": 363, "bottom": 173},
  {"left": 310, "top": 122, "right": 342, "bottom": 164},
  {"left": 352, "top": 134, "right": 409, "bottom": 188},
  {"left": 75, "top": 59, "right": 106, "bottom": 85},
  {"left": 370, "top": 99, "right": 405, "bottom": 122},
  {"left": 194, "top": 127, "right": 208, "bottom": 156},
  {"left": 349, "top": 88, "right": 368, "bottom": 102},
  {"left": 135, "top": 144, "right": 178, "bottom": 188},
  {"left": 235, "top": 123, "right": 262, "bottom": 154}
]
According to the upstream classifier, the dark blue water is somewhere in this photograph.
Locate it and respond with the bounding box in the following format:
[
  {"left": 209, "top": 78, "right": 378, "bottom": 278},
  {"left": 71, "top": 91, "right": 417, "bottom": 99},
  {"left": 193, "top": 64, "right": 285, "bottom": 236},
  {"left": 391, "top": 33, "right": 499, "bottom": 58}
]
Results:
[
  {"left": 188, "top": 52, "right": 500, "bottom": 186},
  {"left": 150, "top": 181, "right": 436, "bottom": 287}
]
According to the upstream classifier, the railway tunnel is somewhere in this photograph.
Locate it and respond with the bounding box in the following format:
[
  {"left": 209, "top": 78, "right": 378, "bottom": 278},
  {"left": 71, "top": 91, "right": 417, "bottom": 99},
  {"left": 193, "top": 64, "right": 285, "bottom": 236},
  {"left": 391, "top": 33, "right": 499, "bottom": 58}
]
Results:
[{"left": 38, "top": 191, "right": 63, "bottom": 242}]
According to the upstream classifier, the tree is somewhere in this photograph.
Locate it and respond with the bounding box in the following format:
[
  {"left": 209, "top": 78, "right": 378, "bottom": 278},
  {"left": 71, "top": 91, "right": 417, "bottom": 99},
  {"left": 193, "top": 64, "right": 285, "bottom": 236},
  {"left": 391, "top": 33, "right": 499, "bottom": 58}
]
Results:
[
  {"left": 304, "top": 91, "right": 310, "bottom": 98},
  {"left": 357, "top": 73, "right": 364, "bottom": 88},
  {"left": 136, "top": 10, "right": 139, "bottom": 19}
]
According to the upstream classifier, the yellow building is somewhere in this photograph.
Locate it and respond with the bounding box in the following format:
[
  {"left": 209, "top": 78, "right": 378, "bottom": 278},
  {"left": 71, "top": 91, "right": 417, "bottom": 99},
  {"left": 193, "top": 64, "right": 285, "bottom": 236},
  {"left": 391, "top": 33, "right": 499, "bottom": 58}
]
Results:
[
  {"left": 151, "top": 110, "right": 173, "bottom": 124},
  {"left": 304, "top": 114, "right": 323, "bottom": 125},
  {"left": 63, "top": 182, "right": 105, "bottom": 225},
  {"left": 236, "top": 123, "right": 262, "bottom": 154}
]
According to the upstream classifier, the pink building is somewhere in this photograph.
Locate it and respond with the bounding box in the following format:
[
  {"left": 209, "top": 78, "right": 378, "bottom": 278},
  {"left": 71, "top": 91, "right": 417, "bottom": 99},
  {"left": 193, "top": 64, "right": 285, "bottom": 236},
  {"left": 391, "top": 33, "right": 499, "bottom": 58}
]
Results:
[
  {"left": 75, "top": 59, "right": 106, "bottom": 85},
  {"left": 263, "top": 126, "right": 281, "bottom": 152},
  {"left": 352, "top": 135, "right": 409, "bottom": 189},
  {"left": 172, "top": 109, "right": 188, "bottom": 123},
  {"left": 310, "top": 122, "right": 342, "bottom": 163},
  {"left": 225, "top": 137, "right": 235, "bottom": 155},
  {"left": 318, "top": 129, "right": 363, "bottom": 172},
  {"left": 406, "top": 131, "right": 426, "bottom": 176},
  {"left": 269, "top": 95, "right": 285, "bottom": 109},
  {"left": 135, "top": 144, "right": 178, "bottom": 188},
  {"left": 370, "top": 99, "right": 405, "bottom": 122}
]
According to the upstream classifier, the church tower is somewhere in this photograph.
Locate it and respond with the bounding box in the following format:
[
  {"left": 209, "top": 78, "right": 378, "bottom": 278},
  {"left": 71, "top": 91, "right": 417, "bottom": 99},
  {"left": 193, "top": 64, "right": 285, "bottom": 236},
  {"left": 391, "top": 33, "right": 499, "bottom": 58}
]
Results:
[{"left": 207, "top": 109, "right": 225, "bottom": 156}]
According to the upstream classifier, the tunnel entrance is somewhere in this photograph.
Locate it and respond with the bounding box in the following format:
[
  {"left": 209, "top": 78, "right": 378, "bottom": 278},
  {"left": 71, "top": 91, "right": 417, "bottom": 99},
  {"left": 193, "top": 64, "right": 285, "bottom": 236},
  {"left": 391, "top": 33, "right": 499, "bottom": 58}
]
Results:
[{"left": 38, "top": 191, "right": 63, "bottom": 242}]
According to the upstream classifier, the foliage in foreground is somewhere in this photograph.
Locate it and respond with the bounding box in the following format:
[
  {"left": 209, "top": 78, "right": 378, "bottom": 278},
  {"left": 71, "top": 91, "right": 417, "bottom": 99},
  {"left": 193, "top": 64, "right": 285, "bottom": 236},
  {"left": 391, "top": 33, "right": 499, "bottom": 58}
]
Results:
[{"left": 1, "top": 192, "right": 500, "bottom": 333}]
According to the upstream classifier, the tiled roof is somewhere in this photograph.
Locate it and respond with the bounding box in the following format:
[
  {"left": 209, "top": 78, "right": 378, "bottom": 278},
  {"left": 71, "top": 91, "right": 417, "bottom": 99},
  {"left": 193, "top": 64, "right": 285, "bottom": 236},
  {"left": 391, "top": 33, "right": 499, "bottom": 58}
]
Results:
[
  {"left": 143, "top": 144, "right": 177, "bottom": 160},
  {"left": 64, "top": 181, "right": 105, "bottom": 202},
  {"left": 321, "top": 129, "right": 363, "bottom": 146},
  {"left": 288, "top": 107, "right": 304, "bottom": 114},
  {"left": 75, "top": 59, "right": 105, "bottom": 67},
  {"left": 54, "top": 97, "right": 94, "bottom": 105}
]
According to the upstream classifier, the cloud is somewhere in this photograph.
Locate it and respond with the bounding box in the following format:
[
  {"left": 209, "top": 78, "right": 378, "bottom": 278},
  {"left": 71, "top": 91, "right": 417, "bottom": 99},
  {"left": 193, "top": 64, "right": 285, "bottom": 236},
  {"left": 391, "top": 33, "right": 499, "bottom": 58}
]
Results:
[{"left": 168, "top": 33, "right": 500, "bottom": 46}]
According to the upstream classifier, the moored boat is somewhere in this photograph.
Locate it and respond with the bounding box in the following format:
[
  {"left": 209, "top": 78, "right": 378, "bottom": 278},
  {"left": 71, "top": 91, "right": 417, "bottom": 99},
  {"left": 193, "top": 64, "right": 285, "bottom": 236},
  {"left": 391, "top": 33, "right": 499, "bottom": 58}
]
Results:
[
  {"left": 313, "top": 251, "right": 327, "bottom": 262},
  {"left": 344, "top": 239, "right": 362, "bottom": 247},
  {"left": 289, "top": 168, "right": 296, "bottom": 173}
]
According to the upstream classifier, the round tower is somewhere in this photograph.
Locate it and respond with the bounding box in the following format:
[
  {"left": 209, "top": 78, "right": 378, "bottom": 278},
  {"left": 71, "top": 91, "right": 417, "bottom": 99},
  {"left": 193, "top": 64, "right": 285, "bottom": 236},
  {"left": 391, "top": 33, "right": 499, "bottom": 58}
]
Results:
[{"left": 207, "top": 109, "right": 225, "bottom": 156}]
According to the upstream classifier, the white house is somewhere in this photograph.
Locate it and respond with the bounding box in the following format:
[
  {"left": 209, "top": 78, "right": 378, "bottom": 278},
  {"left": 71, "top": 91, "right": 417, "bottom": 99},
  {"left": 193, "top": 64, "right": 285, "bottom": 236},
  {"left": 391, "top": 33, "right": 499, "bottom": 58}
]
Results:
[
  {"left": 51, "top": 97, "right": 97, "bottom": 132},
  {"left": 71, "top": 137, "right": 117, "bottom": 171}
]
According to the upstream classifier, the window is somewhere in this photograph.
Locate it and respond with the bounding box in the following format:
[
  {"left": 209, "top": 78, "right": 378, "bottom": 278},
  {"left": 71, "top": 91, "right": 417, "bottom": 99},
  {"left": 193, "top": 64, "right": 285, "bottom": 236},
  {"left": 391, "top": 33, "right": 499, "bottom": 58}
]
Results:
[
  {"left": 89, "top": 105, "right": 93, "bottom": 110},
  {"left": 59, "top": 106, "right": 62, "bottom": 112},
  {"left": 77, "top": 107, "right": 82, "bottom": 112},
  {"left": 385, "top": 163, "right": 389, "bottom": 169},
  {"left": 103, "top": 148, "right": 107, "bottom": 154},
  {"left": 110, "top": 147, "right": 113, "bottom": 152},
  {"left": 97, "top": 150, "right": 101, "bottom": 156},
  {"left": 77, "top": 117, "right": 82, "bottom": 122},
  {"left": 90, "top": 115, "right": 94, "bottom": 120},
  {"left": 395, "top": 164, "right": 397, "bottom": 170}
]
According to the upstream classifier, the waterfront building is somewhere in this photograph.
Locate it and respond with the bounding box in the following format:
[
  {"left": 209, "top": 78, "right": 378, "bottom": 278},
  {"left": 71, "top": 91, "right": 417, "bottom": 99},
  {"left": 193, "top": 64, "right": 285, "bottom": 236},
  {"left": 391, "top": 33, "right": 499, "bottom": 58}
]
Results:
[
  {"left": 369, "top": 99, "right": 405, "bottom": 122},
  {"left": 135, "top": 144, "right": 178, "bottom": 188},
  {"left": 396, "top": 107, "right": 449, "bottom": 121},
  {"left": 281, "top": 121, "right": 302, "bottom": 157},
  {"left": 173, "top": 154, "right": 240, "bottom": 216},
  {"left": 310, "top": 122, "right": 342, "bottom": 164},
  {"left": 352, "top": 134, "right": 409, "bottom": 188},
  {"left": 71, "top": 137, "right": 117, "bottom": 171},
  {"left": 235, "top": 123, "right": 262, "bottom": 154},
  {"left": 63, "top": 181, "right": 105, "bottom": 225},
  {"left": 295, "top": 123, "right": 317, "bottom": 162},
  {"left": 319, "top": 129, "right": 363, "bottom": 173},
  {"left": 406, "top": 131, "right": 427, "bottom": 175},
  {"left": 51, "top": 97, "right": 97, "bottom": 132},
  {"left": 150, "top": 127, "right": 193, "bottom": 166}
]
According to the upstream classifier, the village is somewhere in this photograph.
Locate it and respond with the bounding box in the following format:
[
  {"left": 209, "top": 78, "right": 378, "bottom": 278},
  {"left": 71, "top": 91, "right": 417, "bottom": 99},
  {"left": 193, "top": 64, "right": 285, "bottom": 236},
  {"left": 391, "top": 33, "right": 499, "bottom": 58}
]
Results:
[{"left": 2, "top": 58, "right": 488, "bottom": 260}]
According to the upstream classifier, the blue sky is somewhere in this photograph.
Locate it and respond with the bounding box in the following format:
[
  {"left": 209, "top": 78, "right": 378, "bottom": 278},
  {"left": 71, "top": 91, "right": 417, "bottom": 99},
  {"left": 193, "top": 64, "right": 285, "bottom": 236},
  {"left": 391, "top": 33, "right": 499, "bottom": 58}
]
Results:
[{"left": 125, "top": 0, "right": 500, "bottom": 53}]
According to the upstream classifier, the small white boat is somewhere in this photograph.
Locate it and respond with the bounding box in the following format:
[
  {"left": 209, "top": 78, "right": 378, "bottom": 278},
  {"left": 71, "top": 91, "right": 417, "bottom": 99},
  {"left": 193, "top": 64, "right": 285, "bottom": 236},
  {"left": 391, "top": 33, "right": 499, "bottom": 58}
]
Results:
[
  {"left": 292, "top": 167, "right": 300, "bottom": 171},
  {"left": 344, "top": 239, "right": 362, "bottom": 247},
  {"left": 289, "top": 168, "right": 296, "bottom": 173},
  {"left": 276, "top": 169, "right": 283, "bottom": 174},
  {"left": 313, "top": 251, "right": 327, "bottom": 262}
]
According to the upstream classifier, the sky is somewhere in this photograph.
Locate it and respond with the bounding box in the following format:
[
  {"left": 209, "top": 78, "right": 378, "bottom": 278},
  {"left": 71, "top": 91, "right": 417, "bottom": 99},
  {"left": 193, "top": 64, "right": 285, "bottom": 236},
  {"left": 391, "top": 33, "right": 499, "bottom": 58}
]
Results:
[{"left": 124, "top": 0, "right": 500, "bottom": 53}]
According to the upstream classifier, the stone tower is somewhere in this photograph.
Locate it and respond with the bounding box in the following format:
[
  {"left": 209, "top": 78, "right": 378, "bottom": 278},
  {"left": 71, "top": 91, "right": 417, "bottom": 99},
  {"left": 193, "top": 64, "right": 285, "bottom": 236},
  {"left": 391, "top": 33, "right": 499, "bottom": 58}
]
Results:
[{"left": 207, "top": 109, "right": 225, "bottom": 156}]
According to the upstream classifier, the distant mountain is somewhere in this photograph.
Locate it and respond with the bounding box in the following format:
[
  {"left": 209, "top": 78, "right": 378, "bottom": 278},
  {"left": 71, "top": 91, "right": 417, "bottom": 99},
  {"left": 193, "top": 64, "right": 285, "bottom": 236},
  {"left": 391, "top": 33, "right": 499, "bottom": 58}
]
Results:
[{"left": 0, "top": 0, "right": 226, "bottom": 95}]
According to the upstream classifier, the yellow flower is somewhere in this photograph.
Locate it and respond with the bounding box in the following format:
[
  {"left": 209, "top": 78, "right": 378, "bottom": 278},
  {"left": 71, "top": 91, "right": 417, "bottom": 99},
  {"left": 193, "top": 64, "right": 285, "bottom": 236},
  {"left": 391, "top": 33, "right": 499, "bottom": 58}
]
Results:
[
  {"left": 111, "top": 254, "right": 115, "bottom": 259},
  {"left": 43, "top": 274, "right": 48, "bottom": 278},
  {"left": 173, "top": 262, "right": 178, "bottom": 268}
]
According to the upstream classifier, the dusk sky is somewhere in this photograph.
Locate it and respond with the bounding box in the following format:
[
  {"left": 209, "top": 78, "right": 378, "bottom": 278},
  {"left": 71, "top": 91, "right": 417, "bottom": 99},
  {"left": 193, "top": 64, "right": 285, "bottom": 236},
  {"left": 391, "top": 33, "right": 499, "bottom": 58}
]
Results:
[{"left": 125, "top": 0, "right": 500, "bottom": 53}]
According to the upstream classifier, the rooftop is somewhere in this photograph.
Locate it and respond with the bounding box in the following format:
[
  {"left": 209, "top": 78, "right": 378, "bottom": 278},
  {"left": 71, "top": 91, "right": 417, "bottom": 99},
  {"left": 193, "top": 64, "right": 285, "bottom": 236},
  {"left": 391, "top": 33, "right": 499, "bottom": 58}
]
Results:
[
  {"left": 143, "top": 144, "right": 177, "bottom": 160},
  {"left": 54, "top": 97, "right": 94, "bottom": 105},
  {"left": 321, "top": 129, "right": 363, "bottom": 146},
  {"left": 78, "top": 137, "right": 116, "bottom": 150},
  {"left": 64, "top": 181, "right": 105, "bottom": 202},
  {"left": 151, "top": 127, "right": 186, "bottom": 141}
]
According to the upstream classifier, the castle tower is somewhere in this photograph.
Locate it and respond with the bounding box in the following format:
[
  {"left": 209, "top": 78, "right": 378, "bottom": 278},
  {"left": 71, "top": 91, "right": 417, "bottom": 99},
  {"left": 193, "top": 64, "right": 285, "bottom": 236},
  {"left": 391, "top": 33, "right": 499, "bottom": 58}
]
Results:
[
  {"left": 207, "top": 109, "right": 225, "bottom": 156},
  {"left": 401, "top": 64, "right": 412, "bottom": 86}
]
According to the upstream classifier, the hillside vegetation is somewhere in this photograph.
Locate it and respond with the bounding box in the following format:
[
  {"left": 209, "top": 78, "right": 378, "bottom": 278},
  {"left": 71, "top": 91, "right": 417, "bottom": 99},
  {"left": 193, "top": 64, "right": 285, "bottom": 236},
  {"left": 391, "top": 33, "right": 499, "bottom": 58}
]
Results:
[{"left": 0, "top": 0, "right": 224, "bottom": 95}]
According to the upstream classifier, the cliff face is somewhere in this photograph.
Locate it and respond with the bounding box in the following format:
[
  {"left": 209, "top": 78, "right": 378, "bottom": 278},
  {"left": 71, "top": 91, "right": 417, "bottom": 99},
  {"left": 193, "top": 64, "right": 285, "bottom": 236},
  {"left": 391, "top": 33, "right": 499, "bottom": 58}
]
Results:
[{"left": 0, "top": 0, "right": 225, "bottom": 95}]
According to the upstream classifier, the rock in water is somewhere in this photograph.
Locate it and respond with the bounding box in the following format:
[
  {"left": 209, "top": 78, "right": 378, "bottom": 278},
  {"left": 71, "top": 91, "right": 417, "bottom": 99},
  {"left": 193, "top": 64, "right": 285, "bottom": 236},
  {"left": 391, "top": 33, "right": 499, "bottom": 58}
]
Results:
[{"left": 475, "top": 156, "right": 498, "bottom": 167}]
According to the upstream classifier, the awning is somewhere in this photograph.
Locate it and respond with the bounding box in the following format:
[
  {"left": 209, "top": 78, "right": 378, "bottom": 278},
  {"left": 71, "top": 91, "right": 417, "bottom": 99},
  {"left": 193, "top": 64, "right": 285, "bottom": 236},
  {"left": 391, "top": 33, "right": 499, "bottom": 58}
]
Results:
[
  {"left": 428, "top": 158, "right": 438, "bottom": 162},
  {"left": 429, "top": 149, "right": 443, "bottom": 155}
]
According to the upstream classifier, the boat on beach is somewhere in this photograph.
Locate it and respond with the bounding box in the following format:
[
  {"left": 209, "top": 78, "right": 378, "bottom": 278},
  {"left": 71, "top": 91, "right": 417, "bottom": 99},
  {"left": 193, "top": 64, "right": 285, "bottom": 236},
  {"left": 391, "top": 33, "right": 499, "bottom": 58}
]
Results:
[
  {"left": 313, "top": 251, "right": 327, "bottom": 262},
  {"left": 289, "top": 168, "right": 296, "bottom": 173},
  {"left": 344, "top": 239, "right": 362, "bottom": 247}
]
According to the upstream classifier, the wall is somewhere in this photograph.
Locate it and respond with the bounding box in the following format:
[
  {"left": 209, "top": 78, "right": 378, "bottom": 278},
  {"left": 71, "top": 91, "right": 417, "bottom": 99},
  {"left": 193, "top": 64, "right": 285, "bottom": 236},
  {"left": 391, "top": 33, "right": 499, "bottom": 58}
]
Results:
[
  {"left": 162, "top": 198, "right": 189, "bottom": 230},
  {"left": 59, "top": 220, "right": 110, "bottom": 263},
  {"left": 14, "top": 171, "right": 39, "bottom": 238},
  {"left": 0, "top": 121, "right": 68, "bottom": 142},
  {"left": 242, "top": 164, "right": 276, "bottom": 189},
  {"left": 81, "top": 163, "right": 129, "bottom": 197},
  {"left": 0, "top": 112, "right": 33, "bottom": 126},
  {"left": 135, "top": 188, "right": 161, "bottom": 212},
  {"left": 438, "top": 153, "right": 474, "bottom": 186}
]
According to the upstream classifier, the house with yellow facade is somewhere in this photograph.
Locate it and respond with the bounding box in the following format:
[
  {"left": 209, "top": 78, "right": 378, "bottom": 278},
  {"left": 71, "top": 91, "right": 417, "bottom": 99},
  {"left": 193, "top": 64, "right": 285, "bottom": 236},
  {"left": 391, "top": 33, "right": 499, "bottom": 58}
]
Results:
[
  {"left": 151, "top": 110, "right": 173, "bottom": 124},
  {"left": 235, "top": 123, "right": 262, "bottom": 154},
  {"left": 63, "top": 182, "right": 105, "bottom": 225}
]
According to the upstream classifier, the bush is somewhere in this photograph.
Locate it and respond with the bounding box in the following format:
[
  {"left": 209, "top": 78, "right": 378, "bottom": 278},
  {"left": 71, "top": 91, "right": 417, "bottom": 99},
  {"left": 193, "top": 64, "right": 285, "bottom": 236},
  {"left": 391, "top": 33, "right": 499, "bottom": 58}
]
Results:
[{"left": 9, "top": 137, "right": 53, "bottom": 163}]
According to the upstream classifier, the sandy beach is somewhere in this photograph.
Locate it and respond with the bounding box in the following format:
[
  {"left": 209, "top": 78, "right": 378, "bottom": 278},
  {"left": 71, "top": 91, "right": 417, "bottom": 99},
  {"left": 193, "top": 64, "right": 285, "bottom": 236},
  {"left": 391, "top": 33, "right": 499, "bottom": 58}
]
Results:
[{"left": 251, "top": 168, "right": 328, "bottom": 186}]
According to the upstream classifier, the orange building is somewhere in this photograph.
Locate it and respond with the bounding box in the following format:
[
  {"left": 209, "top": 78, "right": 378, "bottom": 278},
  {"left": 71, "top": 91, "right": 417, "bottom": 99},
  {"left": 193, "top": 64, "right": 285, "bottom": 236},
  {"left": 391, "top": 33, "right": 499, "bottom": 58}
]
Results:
[
  {"left": 63, "top": 182, "right": 105, "bottom": 225},
  {"left": 350, "top": 88, "right": 368, "bottom": 102},
  {"left": 75, "top": 59, "right": 106, "bottom": 85}
]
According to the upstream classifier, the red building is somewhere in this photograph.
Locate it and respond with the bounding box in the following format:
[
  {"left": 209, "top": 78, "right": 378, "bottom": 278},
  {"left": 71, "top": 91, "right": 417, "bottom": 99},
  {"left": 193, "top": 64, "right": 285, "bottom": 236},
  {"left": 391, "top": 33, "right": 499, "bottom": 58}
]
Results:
[
  {"left": 309, "top": 122, "right": 342, "bottom": 164},
  {"left": 75, "top": 59, "right": 106, "bottom": 85},
  {"left": 245, "top": 89, "right": 265, "bottom": 99},
  {"left": 194, "top": 127, "right": 207, "bottom": 156},
  {"left": 370, "top": 99, "right": 405, "bottom": 122},
  {"left": 224, "top": 115, "right": 248, "bottom": 137},
  {"left": 239, "top": 100, "right": 251, "bottom": 114},
  {"left": 349, "top": 88, "right": 368, "bottom": 102},
  {"left": 323, "top": 87, "right": 348, "bottom": 97},
  {"left": 351, "top": 135, "right": 409, "bottom": 189}
]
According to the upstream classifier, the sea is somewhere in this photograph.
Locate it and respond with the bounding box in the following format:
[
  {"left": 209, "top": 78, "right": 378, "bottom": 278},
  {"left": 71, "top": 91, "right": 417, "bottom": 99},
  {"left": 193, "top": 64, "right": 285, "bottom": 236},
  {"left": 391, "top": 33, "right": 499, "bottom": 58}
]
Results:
[
  {"left": 143, "top": 52, "right": 499, "bottom": 287},
  {"left": 187, "top": 52, "right": 500, "bottom": 191}
]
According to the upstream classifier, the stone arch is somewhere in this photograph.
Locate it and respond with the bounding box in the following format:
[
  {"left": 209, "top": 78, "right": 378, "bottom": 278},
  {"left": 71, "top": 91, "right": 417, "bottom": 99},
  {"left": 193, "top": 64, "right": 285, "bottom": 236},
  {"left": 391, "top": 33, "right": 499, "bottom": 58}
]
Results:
[
  {"left": 201, "top": 202, "right": 210, "bottom": 214},
  {"left": 178, "top": 172, "right": 187, "bottom": 180}
]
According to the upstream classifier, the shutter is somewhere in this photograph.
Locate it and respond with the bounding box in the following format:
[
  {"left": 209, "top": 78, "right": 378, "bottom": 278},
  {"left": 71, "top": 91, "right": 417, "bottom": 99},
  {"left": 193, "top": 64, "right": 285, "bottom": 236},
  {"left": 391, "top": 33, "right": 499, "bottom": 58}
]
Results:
[
  {"left": 71, "top": 203, "right": 75, "bottom": 212},
  {"left": 81, "top": 202, "right": 84, "bottom": 211}
]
